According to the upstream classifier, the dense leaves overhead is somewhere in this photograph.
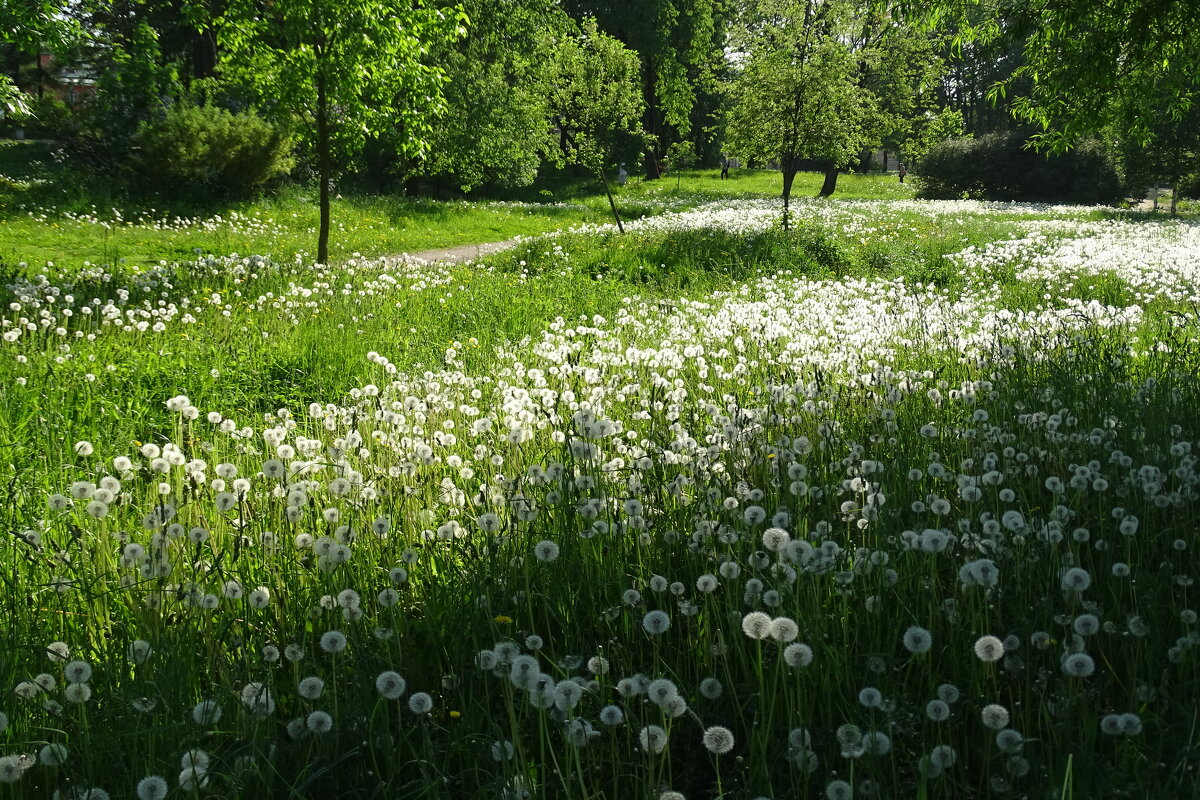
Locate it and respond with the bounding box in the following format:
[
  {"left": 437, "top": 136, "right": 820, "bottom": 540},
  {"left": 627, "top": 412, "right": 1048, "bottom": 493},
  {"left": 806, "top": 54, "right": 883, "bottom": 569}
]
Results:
[{"left": 906, "top": 0, "right": 1200, "bottom": 151}]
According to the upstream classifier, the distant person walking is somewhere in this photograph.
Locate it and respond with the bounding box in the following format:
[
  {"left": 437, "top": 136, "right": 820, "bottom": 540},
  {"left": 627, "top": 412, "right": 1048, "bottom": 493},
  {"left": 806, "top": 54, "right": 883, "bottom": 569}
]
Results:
[
  {"left": 720, "top": 153, "right": 730, "bottom": 180},
  {"left": 898, "top": 163, "right": 908, "bottom": 183},
  {"left": 617, "top": 163, "right": 628, "bottom": 186}
]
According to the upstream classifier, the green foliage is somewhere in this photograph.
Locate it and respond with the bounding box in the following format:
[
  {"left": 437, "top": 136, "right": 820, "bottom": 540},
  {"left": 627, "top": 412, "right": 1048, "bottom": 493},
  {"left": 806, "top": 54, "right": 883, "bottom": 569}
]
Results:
[
  {"left": 726, "top": 2, "right": 868, "bottom": 175},
  {"left": 909, "top": 0, "right": 1200, "bottom": 153},
  {"left": 1, "top": 0, "right": 75, "bottom": 117},
  {"left": 902, "top": 107, "right": 966, "bottom": 168},
  {"left": 563, "top": 0, "right": 726, "bottom": 168},
  {"left": 3, "top": 94, "right": 70, "bottom": 138},
  {"left": 132, "top": 104, "right": 294, "bottom": 199},
  {"left": 417, "top": 0, "right": 568, "bottom": 191},
  {"left": 1115, "top": 85, "right": 1200, "bottom": 212},
  {"left": 915, "top": 132, "right": 1123, "bottom": 204},
  {"left": 545, "top": 17, "right": 646, "bottom": 176},
  {"left": 726, "top": 1, "right": 941, "bottom": 203},
  {"left": 217, "top": 0, "right": 466, "bottom": 262}
]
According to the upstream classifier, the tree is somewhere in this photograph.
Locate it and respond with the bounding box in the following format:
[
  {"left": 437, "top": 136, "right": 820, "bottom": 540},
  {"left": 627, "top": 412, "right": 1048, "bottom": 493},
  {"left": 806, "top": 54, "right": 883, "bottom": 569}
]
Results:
[
  {"left": 545, "top": 17, "right": 645, "bottom": 231},
  {"left": 908, "top": 0, "right": 1200, "bottom": 153},
  {"left": 1117, "top": 90, "right": 1200, "bottom": 215},
  {"left": 217, "top": 0, "right": 465, "bottom": 263},
  {"left": 417, "top": 0, "right": 569, "bottom": 192},
  {"left": 727, "top": 0, "right": 943, "bottom": 209},
  {"left": 1, "top": 0, "right": 69, "bottom": 118},
  {"left": 562, "top": 0, "right": 724, "bottom": 180},
  {"left": 726, "top": 0, "right": 875, "bottom": 224}
]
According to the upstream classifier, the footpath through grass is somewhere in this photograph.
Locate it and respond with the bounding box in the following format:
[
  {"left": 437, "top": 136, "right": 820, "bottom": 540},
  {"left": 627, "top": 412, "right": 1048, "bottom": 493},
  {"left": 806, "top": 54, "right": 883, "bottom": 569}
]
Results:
[{"left": 0, "top": 140, "right": 913, "bottom": 269}]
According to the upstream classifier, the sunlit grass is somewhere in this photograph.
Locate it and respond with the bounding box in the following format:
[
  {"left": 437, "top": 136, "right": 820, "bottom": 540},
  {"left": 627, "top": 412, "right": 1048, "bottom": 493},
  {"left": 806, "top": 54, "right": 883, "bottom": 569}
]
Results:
[{"left": 1, "top": 192, "right": 1198, "bottom": 799}]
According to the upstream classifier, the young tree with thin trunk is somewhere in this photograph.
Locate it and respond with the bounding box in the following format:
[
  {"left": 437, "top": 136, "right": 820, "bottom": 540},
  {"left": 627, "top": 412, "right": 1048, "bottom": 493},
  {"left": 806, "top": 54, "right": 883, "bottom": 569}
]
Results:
[
  {"left": 217, "top": 0, "right": 465, "bottom": 264},
  {"left": 545, "top": 18, "right": 645, "bottom": 233}
]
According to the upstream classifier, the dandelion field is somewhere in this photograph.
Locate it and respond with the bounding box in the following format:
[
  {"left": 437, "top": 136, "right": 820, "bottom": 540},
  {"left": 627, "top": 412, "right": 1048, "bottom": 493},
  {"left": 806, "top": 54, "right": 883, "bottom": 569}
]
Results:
[{"left": 2, "top": 191, "right": 1200, "bottom": 800}]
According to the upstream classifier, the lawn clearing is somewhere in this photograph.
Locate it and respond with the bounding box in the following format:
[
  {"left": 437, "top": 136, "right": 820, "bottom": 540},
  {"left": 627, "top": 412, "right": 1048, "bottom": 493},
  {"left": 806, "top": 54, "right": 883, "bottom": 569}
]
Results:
[{"left": 1, "top": 195, "right": 1198, "bottom": 800}]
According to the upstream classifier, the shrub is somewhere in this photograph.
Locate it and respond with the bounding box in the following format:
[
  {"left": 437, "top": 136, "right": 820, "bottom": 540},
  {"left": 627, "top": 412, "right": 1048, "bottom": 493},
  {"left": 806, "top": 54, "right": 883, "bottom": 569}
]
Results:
[
  {"left": 133, "top": 104, "right": 294, "bottom": 198},
  {"left": 3, "top": 95, "right": 73, "bottom": 139},
  {"left": 915, "top": 131, "right": 1123, "bottom": 204}
]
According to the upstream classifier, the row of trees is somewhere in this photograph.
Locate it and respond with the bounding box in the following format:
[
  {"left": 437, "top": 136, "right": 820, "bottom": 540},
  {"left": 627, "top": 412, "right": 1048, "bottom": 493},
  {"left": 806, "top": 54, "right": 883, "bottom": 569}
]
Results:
[{"left": 5, "top": 1, "right": 1199, "bottom": 251}]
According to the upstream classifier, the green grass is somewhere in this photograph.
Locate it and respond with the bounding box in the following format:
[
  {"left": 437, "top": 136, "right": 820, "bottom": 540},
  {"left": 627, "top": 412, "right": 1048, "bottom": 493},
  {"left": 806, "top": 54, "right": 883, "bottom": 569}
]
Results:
[
  {"left": 638, "top": 166, "right": 918, "bottom": 201},
  {"left": 2, "top": 180, "right": 1198, "bottom": 799},
  {"left": 1, "top": 139, "right": 916, "bottom": 270}
]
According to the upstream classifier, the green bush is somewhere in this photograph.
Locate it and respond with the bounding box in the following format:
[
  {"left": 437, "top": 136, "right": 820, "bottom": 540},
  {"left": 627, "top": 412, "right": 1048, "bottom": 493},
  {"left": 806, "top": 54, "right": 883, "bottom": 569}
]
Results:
[
  {"left": 133, "top": 104, "right": 294, "bottom": 198},
  {"left": 915, "top": 131, "right": 1123, "bottom": 204},
  {"left": 3, "top": 95, "right": 73, "bottom": 139},
  {"left": 1177, "top": 172, "right": 1200, "bottom": 200}
]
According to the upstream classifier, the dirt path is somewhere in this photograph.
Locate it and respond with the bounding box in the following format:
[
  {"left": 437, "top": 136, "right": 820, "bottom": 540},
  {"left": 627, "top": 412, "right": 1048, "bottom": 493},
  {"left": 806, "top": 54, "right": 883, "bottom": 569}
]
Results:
[{"left": 392, "top": 238, "right": 520, "bottom": 265}]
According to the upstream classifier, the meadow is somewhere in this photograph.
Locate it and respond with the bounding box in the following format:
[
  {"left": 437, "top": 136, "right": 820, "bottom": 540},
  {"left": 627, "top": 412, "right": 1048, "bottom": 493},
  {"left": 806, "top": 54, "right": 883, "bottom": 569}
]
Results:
[{"left": 1, "top": 161, "right": 1199, "bottom": 800}]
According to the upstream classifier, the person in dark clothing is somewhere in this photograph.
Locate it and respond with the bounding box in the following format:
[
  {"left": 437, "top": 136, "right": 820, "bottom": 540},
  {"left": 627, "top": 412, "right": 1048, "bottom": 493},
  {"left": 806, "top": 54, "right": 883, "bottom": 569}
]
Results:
[
  {"left": 720, "top": 153, "right": 730, "bottom": 179},
  {"left": 898, "top": 163, "right": 907, "bottom": 183}
]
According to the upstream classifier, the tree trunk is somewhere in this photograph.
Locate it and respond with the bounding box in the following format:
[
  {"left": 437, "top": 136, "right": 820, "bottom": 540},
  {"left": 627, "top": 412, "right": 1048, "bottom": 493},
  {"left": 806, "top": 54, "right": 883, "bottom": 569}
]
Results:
[
  {"left": 192, "top": 31, "right": 217, "bottom": 81},
  {"left": 818, "top": 161, "right": 839, "bottom": 197},
  {"left": 600, "top": 168, "right": 624, "bottom": 233},
  {"left": 641, "top": 62, "right": 660, "bottom": 181},
  {"left": 643, "top": 151, "right": 660, "bottom": 182},
  {"left": 316, "top": 68, "right": 331, "bottom": 265},
  {"left": 782, "top": 164, "right": 796, "bottom": 231}
]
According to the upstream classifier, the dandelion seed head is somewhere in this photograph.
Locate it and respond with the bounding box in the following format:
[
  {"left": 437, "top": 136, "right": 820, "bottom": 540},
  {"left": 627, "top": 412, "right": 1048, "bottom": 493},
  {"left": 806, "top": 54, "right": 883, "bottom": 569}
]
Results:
[
  {"left": 741, "top": 611, "right": 772, "bottom": 639},
  {"left": 1062, "top": 652, "right": 1095, "bottom": 677},
  {"left": 702, "top": 725, "right": 735, "bottom": 755},
  {"left": 973, "top": 635, "right": 1005, "bottom": 662},
  {"left": 981, "top": 703, "right": 1010, "bottom": 730},
  {"left": 136, "top": 776, "right": 168, "bottom": 800},
  {"left": 638, "top": 724, "right": 668, "bottom": 754},
  {"left": 533, "top": 540, "right": 560, "bottom": 562},
  {"left": 306, "top": 710, "right": 333, "bottom": 734},
  {"left": 783, "top": 642, "right": 813, "bottom": 667},
  {"left": 642, "top": 609, "right": 671, "bottom": 635},
  {"left": 408, "top": 692, "right": 433, "bottom": 714},
  {"left": 319, "top": 630, "right": 347, "bottom": 653},
  {"left": 903, "top": 625, "right": 933, "bottom": 654}
]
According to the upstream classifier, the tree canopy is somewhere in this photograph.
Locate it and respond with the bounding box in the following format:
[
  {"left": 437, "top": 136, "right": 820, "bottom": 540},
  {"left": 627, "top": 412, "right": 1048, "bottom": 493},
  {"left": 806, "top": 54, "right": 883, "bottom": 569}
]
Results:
[
  {"left": 908, "top": 0, "right": 1200, "bottom": 152},
  {"left": 217, "top": 0, "right": 466, "bottom": 262}
]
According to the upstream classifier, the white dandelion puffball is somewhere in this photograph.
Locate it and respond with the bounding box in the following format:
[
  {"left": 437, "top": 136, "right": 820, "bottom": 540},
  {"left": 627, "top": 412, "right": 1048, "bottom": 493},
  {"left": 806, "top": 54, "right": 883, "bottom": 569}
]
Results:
[
  {"left": 783, "top": 642, "right": 813, "bottom": 667},
  {"left": 376, "top": 670, "right": 407, "bottom": 699},
  {"left": 306, "top": 710, "right": 334, "bottom": 735},
  {"left": 769, "top": 616, "right": 799, "bottom": 642},
  {"left": 319, "top": 630, "right": 347, "bottom": 653},
  {"left": 136, "top": 776, "right": 168, "bottom": 800},
  {"left": 702, "top": 725, "right": 735, "bottom": 755},
  {"left": 297, "top": 676, "right": 325, "bottom": 700},
  {"left": 192, "top": 699, "right": 222, "bottom": 726},
  {"left": 973, "top": 635, "right": 1005, "bottom": 663},
  {"left": 533, "top": 540, "right": 560, "bottom": 562},
  {"left": 826, "top": 779, "right": 853, "bottom": 800},
  {"left": 902, "top": 626, "right": 933, "bottom": 654},
  {"left": 643, "top": 609, "right": 671, "bottom": 635},
  {"left": 741, "top": 611, "right": 772, "bottom": 640},
  {"left": 639, "top": 724, "right": 668, "bottom": 754},
  {"left": 599, "top": 704, "right": 625, "bottom": 726},
  {"left": 1062, "top": 652, "right": 1096, "bottom": 677},
  {"left": 408, "top": 692, "right": 434, "bottom": 714},
  {"left": 981, "top": 704, "right": 1010, "bottom": 730}
]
